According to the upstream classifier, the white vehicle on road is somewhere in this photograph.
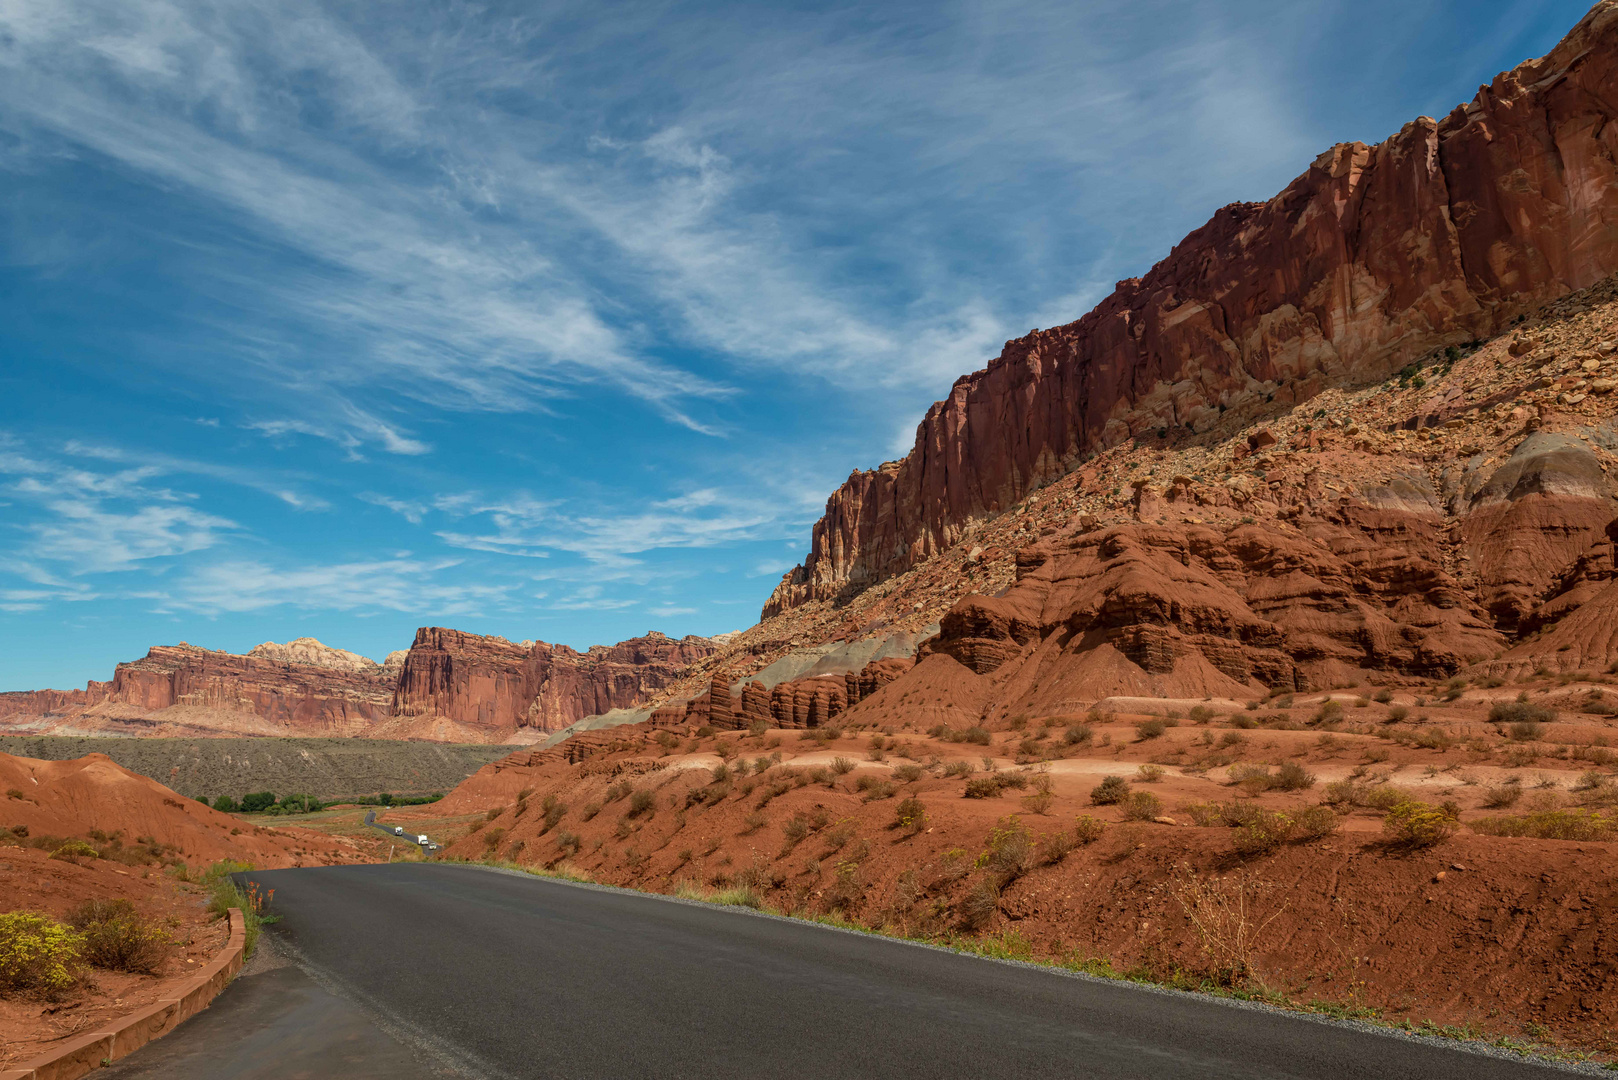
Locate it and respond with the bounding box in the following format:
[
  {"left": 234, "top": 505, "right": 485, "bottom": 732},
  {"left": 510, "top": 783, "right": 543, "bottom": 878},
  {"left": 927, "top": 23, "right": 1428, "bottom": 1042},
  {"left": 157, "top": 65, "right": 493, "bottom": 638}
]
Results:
[
  {"left": 417, "top": 834, "right": 429, "bottom": 845},
  {"left": 393, "top": 826, "right": 404, "bottom": 836}
]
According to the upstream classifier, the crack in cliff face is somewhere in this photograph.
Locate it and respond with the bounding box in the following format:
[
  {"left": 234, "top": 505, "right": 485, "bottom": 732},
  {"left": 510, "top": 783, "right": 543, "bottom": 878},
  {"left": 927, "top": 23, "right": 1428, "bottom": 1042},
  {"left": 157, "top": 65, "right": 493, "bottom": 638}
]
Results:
[{"left": 765, "top": 0, "right": 1618, "bottom": 622}]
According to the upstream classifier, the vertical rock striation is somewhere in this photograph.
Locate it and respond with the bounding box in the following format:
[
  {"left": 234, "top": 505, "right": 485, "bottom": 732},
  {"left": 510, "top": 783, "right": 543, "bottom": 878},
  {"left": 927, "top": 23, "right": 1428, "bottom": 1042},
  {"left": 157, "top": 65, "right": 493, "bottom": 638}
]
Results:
[{"left": 766, "top": 2, "right": 1618, "bottom": 616}]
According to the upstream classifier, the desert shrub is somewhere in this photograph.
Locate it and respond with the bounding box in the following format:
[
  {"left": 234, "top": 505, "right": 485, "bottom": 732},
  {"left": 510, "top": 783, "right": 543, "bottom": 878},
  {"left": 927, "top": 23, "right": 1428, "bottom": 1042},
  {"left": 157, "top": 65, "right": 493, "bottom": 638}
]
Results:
[
  {"left": 482, "top": 827, "right": 506, "bottom": 849},
  {"left": 831, "top": 756, "right": 856, "bottom": 776},
  {"left": 49, "top": 840, "right": 99, "bottom": 863},
  {"left": 979, "top": 817, "right": 1036, "bottom": 884},
  {"left": 1470, "top": 809, "right": 1614, "bottom": 840},
  {"left": 1188, "top": 705, "right": 1217, "bottom": 724},
  {"left": 964, "top": 776, "right": 1005, "bottom": 799},
  {"left": 1135, "top": 719, "right": 1167, "bottom": 740},
  {"left": 1037, "top": 830, "right": 1075, "bottom": 865},
  {"left": 861, "top": 780, "right": 898, "bottom": 802},
  {"left": 1314, "top": 700, "right": 1344, "bottom": 724},
  {"left": 1135, "top": 764, "right": 1165, "bottom": 783},
  {"left": 710, "top": 762, "right": 731, "bottom": 784},
  {"left": 1230, "top": 713, "right": 1259, "bottom": 729},
  {"left": 1382, "top": 801, "right": 1456, "bottom": 847},
  {"left": 604, "top": 781, "right": 633, "bottom": 803},
  {"left": 555, "top": 830, "right": 582, "bottom": 855},
  {"left": 628, "top": 790, "right": 656, "bottom": 817},
  {"left": 1386, "top": 705, "right": 1410, "bottom": 722},
  {"left": 942, "top": 760, "right": 975, "bottom": 778},
  {"left": 580, "top": 801, "right": 602, "bottom": 821},
  {"left": 67, "top": 900, "right": 169, "bottom": 974},
  {"left": 485, "top": 806, "right": 504, "bottom": 822},
  {"left": 1289, "top": 805, "right": 1339, "bottom": 841},
  {"left": 780, "top": 816, "right": 811, "bottom": 849},
  {"left": 1273, "top": 762, "right": 1315, "bottom": 791},
  {"left": 960, "top": 877, "right": 1000, "bottom": 930},
  {"left": 963, "top": 726, "right": 992, "bottom": 745},
  {"left": 1228, "top": 763, "right": 1273, "bottom": 794},
  {"left": 1508, "top": 720, "right": 1545, "bottom": 742},
  {"left": 1120, "top": 791, "right": 1163, "bottom": 821},
  {"left": 1185, "top": 802, "right": 1226, "bottom": 827},
  {"left": 1232, "top": 810, "right": 1293, "bottom": 855},
  {"left": 1064, "top": 724, "right": 1094, "bottom": 747},
  {"left": 1373, "top": 689, "right": 1393, "bottom": 704},
  {"left": 1021, "top": 791, "right": 1054, "bottom": 815},
  {"left": 211, "top": 795, "right": 239, "bottom": 813},
  {"left": 1490, "top": 701, "right": 1557, "bottom": 730},
  {"left": 1072, "top": 815, "right": 1106, "bottom": 844},
  {"left": 1090, "top": 776, "right": 1129, "bottom": 805},
  {"left": 894, "top": 797, "right": 927, "bottom": 835},
  {"left": 1481, "top": 783, "right": 1522, "bottom": 809},
  {"left": 892, "top": 764, "right": 924, "bottom": 783},
  {"left": 741, "top": 811, "right": 767, "bottom": 835},
  {"left": 1363, "top": 785, "right": 1408, "bottom": 812},
  {"left": 0, "top": 913, "right": 81, "bottom": 995}
]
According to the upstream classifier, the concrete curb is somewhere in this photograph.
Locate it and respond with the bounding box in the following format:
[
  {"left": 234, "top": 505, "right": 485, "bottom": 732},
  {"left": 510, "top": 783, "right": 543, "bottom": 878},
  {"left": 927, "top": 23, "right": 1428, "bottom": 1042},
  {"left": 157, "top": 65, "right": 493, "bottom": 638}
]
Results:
[{"left": 1, "top": 908, "right": 247, "bottom": 1080}]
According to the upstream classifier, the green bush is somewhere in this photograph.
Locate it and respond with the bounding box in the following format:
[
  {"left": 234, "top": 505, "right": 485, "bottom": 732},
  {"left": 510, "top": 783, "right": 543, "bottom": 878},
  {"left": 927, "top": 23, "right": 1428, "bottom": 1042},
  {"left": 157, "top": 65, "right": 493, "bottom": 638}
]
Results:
[
  {"left": 1383, "top": 801, "right": 1456, "bottom": 847},
  {"left": 211, "top": 795, "right": 239, "bottom": 813},
  {"left": 49, "top": 840, "right": 99, "bottom": 863},
  {"left": 1090, "top": 775, "right": 1129, "bottom": 805},
  {"left": 239, "top": 791, "right": 278, "bottom": 813},
  {"left": 1232, "top": 810, "right": 1293, "bottom": 855},
  {"left": 0, "top": 912, "right": 81, "bottom": 996}
]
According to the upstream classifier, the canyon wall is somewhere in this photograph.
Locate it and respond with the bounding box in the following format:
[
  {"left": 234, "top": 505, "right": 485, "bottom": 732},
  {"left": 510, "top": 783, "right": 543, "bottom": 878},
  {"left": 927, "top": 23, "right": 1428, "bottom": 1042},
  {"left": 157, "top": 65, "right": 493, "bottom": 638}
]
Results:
[
  {"left": 391, "top": 627, "right": 718, "bottom": 740},
  {"left": 0, "top": 630, "right": 720, "bottom": 744},
  {"left": 766, "top": 1, "right": 1618, "bottom": 616}
]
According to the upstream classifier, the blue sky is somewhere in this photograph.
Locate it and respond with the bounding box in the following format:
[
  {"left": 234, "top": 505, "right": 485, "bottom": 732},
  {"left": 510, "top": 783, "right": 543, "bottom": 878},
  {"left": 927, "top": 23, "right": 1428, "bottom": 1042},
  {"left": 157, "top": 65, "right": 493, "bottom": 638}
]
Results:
[{"left": 0, "top": 0, "right": 1591, "bottom": 690}]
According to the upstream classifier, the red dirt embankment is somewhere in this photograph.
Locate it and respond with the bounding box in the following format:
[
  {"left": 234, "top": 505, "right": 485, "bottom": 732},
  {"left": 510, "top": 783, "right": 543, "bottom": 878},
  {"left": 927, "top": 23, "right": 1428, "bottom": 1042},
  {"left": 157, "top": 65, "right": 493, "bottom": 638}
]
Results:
[
  {"left": 432, "top": 712, "right": 1618, "bottom": 1053},
  {"left": 0, "top": 753, "right": 361, "bottom": 866},
  {"left": 0, "top": 751, "right": 375, "bottom": 1068}
]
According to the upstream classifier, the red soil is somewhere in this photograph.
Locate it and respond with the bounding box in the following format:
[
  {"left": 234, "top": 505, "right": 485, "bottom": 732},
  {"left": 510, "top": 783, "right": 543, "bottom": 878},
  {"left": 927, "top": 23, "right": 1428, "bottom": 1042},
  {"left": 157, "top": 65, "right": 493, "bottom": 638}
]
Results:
[{"left": 432, "top": 697, "right": 1618, "bottom": 1053}]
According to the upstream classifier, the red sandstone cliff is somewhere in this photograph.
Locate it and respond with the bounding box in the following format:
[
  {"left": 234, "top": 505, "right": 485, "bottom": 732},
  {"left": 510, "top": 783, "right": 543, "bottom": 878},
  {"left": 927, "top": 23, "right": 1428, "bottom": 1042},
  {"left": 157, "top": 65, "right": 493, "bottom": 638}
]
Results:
[
  {"left": 766, "top": 1, "right": 1618, "bottom": 617},
  {"left": 390, "top": 627, "right": 716, "bottom": 740},
  {"left": 1, "top": 630, "right": 721, "bottom": 744}
]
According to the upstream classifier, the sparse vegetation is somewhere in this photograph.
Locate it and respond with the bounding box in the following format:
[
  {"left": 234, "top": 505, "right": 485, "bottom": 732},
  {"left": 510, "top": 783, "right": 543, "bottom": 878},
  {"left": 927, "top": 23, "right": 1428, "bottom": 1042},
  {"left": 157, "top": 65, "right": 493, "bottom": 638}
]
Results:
[
  {"left": 0, "top": 912, "right": 82, "bottom": 996},
  {"left": 66, "top": 899, "right": 170, "bottom": 974},
  {"left": 1090, "top": 775, "right": 1129, "bottom": 805}
]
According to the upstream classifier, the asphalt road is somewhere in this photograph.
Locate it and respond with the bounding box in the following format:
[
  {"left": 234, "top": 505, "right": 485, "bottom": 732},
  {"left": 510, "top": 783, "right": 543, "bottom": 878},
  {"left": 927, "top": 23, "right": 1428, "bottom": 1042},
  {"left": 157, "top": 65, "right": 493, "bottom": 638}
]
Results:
[{"left": 108, "top": 862, "right": 1577, "bottom": 1080}]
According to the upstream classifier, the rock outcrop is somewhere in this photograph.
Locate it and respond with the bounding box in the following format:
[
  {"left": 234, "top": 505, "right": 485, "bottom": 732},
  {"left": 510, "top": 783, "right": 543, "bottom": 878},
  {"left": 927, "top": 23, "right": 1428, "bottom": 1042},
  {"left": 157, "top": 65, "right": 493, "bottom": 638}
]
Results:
[
  {"left": 767, "top": 1, "right": 1618, "bottom": 617},
  {"left": 2, "top": 631, "right": 722, "bottom": 745},
  {"left": 391, "top": 628, "right": 717, "bottom": 741}
]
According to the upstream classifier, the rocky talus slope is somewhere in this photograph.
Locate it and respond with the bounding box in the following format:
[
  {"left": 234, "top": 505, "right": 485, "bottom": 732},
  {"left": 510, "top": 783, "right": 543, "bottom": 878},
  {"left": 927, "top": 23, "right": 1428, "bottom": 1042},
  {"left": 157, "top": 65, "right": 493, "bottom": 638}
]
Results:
[
  {"left": 0, "top": 630, "right": 719, "bottom": 745},
  {"left": 766, "top": 0, "right": 1618, "bottom": 617}
]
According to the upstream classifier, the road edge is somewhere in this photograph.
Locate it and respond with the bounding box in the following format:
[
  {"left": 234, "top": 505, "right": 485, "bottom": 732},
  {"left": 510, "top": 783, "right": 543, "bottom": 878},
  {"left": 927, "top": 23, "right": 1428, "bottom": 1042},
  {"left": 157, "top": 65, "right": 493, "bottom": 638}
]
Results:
[
  {"left": 0, "top": 908, "right": 247, "bottom": 1080},
  {"left": 440, "top": 860, "right": 1604, "bottom": 1076}
]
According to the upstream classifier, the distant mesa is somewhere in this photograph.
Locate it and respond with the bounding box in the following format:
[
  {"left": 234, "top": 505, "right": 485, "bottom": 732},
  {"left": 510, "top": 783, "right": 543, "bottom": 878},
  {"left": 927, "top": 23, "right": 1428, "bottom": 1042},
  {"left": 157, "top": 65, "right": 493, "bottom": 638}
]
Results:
[{"left": 0, "top": 629, "right": 721, "bottom": 745}]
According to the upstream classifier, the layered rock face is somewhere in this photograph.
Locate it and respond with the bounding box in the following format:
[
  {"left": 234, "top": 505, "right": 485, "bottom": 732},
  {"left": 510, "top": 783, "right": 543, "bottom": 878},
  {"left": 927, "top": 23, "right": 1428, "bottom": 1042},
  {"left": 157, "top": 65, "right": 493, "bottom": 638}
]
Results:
[
  {"left": 391, "top": 628, "right": 717, "bottom": 739},
  {"left": 647, "top": 657, "right": 913, "bottom": 733},
  {"left": 767, "top": 1, "right": 1618, "bottom": 617},
  {"left": 3, "top": 631, "right": 721, "bottom": 744}
]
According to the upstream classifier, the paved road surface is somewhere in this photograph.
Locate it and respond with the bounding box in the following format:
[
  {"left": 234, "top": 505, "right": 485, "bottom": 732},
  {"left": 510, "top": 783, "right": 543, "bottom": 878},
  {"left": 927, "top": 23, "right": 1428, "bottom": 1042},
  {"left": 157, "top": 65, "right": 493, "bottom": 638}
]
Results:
[{"left": 109, "top": 863, "right": 1588, "bottom": 1079}]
